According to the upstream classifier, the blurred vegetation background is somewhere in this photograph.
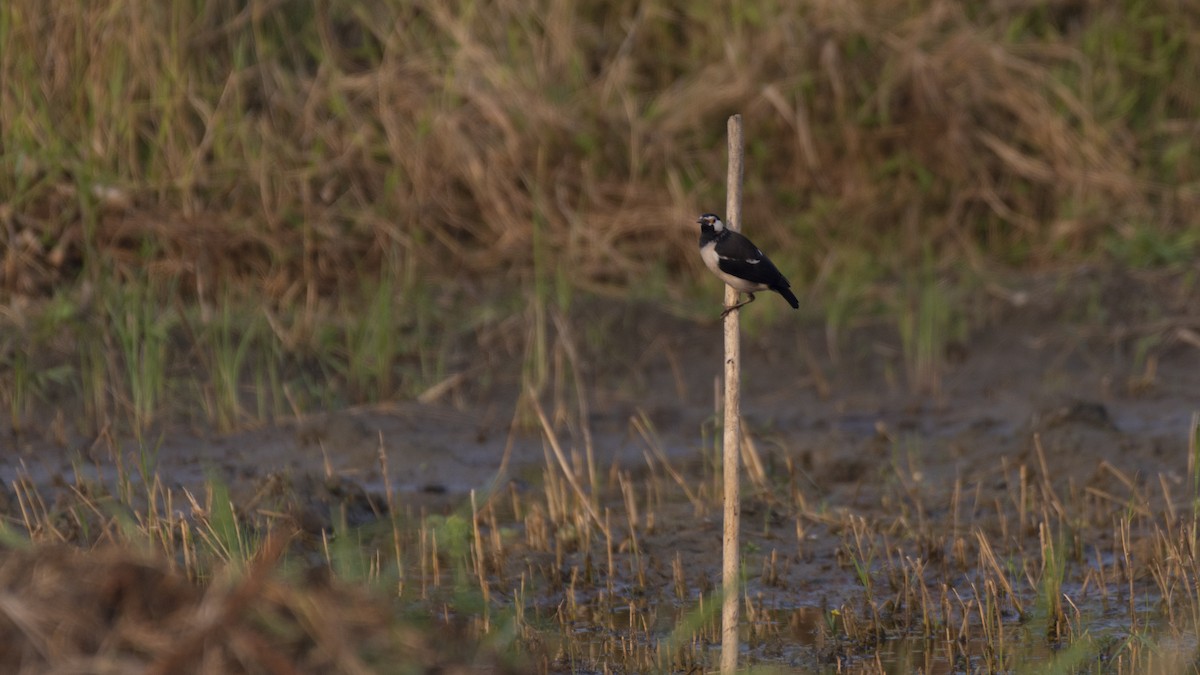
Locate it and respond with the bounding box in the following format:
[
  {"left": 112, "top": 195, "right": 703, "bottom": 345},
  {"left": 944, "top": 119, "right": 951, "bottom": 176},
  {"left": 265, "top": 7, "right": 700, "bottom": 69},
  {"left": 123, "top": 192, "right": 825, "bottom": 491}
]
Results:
[
  {"left": 4, "top": 6, "right": 1200, "bottom": 672},
  {"left": 5, "top": 0, "right": 1198, "bottom": 296},
  {"left": 1, "top": 0, "right": 1199, "bottom": 429}
]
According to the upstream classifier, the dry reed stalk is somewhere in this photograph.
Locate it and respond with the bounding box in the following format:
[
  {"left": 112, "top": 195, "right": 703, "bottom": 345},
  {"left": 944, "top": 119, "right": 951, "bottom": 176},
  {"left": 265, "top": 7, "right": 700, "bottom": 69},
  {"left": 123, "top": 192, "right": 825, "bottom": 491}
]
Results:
[
  {"left": 632, "top": 411, "right": 702, "bottom": 512},
  {"left": 975, "top": 528, "right": 1025, "bottom": 618},
  {"left": 527, "top": 388, "right": 610, "bottom": 540}
]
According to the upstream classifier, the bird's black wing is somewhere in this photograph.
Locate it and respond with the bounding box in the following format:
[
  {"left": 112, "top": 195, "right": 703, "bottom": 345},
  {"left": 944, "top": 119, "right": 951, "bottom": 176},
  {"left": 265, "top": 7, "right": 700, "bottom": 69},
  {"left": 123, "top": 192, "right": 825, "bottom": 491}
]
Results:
[{"left": 716, "top": 232, "right": 790, "bottom": 287}]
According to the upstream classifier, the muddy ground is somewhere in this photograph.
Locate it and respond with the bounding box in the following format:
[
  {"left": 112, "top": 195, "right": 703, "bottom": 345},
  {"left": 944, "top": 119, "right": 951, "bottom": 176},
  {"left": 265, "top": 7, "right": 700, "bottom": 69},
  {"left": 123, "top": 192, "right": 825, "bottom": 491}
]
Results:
[{"left": 2, "top": 265, "right": 1199, "bottom": 671}]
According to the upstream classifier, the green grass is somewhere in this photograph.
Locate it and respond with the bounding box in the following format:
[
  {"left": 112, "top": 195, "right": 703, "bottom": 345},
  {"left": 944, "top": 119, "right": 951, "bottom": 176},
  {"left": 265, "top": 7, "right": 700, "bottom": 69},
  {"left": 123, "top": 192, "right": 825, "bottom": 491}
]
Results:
[
  {"left": 198, "top": 299, "right": 262, "bottom": 432},
  {"left": 105, "top": 279, "right": 173, "bottom": 435}
]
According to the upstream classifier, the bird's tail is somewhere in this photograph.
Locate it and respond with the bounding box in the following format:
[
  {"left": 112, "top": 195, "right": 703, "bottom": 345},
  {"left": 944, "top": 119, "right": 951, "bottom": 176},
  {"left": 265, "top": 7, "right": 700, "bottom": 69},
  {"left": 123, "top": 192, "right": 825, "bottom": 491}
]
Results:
[{"left": 775, "top": 286, "right": 800, "bottom": 309}]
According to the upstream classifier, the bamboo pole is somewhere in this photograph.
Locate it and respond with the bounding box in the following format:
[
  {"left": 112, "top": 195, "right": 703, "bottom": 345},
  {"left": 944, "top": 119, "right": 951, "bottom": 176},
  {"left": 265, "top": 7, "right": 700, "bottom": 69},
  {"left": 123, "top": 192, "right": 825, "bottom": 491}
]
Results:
[{"left": 720, "top": 114, "right": 744, "bottom": 675}]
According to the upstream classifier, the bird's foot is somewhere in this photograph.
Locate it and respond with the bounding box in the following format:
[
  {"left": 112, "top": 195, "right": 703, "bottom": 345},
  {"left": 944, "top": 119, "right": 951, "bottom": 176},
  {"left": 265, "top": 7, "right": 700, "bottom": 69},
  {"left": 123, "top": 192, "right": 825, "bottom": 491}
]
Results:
[{"left": 719, "top": 293, "right": 756, "bottom": 319}]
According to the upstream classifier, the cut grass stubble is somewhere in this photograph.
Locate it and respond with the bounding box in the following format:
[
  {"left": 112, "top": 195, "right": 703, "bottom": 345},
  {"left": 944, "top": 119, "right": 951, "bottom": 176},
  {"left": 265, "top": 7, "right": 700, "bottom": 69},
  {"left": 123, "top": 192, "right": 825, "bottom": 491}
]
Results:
[{"left": 3, "top": 304, "right": 1200, "bottom": 671}]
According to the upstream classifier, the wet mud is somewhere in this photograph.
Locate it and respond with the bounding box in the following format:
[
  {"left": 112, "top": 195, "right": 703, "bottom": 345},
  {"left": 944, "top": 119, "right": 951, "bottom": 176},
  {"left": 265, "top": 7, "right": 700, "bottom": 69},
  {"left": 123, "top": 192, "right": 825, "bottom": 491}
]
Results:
[{"left": 3, "top": 267, "right": 1199, "bottom": 671}]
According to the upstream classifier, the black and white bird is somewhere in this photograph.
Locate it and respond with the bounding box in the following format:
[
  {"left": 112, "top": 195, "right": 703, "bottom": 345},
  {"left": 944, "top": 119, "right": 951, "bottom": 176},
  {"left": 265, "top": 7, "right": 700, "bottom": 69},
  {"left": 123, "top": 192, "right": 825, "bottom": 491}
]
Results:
[{"left": 697, "top": 213, "right": 799, "bottom": 317}]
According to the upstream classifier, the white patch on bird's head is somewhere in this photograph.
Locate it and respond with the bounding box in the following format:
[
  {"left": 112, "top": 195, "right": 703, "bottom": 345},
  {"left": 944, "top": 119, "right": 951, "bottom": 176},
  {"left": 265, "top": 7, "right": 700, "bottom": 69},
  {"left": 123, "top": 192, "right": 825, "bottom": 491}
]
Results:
[{"left": 697, "top": 213, "right": 724, "bottom": 232}]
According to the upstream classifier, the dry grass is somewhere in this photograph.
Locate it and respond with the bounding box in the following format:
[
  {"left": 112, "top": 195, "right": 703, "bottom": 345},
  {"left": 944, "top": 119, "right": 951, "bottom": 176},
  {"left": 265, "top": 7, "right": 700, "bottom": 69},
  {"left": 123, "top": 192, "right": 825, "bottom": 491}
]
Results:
[
  {"left": 3, "top": 385, "right": 1199, "bottom": 672},
  {"left": 3, "top": 0, "right": 1199, "bottom": 305},
  {"left": 0, "top": 537, "right": 521, "bottom": 674}
]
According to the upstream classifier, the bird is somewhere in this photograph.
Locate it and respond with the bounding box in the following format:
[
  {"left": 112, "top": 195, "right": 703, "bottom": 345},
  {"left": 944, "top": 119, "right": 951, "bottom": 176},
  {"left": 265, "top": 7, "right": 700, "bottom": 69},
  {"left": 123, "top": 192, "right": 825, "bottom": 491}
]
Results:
[{"left": 697, "top": 213, "right": 799, "bottom": 318}]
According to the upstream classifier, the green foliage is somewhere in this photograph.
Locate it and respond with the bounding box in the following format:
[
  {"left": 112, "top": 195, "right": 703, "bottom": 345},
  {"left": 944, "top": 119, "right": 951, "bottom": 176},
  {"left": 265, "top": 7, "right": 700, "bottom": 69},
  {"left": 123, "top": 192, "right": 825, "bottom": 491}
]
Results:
[
  {"left": 1105, "top": 226, "right": 1198, "bottom": 268},
  {"left": 201, "top": 478, "right": 259, "bottom": 567},
  {"left": 104, "top": 280, "right": 175, "bottom": 435},
  {"left": 343, "top": 270, "right": 401, "bottom": 401},
  {"left": 203, "top": 300, "right": 261, "bottom": 432}
]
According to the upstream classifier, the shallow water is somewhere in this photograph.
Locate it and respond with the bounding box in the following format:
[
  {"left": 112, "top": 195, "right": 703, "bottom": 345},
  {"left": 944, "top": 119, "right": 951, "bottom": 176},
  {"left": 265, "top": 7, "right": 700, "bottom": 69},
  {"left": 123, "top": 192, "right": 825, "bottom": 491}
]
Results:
[{"left": 3, "top": 278, "right": 1200, "bottom": 671}]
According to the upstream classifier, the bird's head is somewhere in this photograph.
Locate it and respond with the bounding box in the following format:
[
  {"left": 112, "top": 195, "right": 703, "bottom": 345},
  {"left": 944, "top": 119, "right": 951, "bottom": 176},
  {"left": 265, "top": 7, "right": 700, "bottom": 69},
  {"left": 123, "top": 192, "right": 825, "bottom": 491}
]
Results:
[{"left": 697, "top": 213, "right": 724, "bottom": 233}]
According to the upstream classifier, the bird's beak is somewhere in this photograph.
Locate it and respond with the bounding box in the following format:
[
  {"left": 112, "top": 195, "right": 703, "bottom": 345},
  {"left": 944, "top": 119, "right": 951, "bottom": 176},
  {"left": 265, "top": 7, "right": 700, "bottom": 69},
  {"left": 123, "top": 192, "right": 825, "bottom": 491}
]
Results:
[{"left": 696, "top": 218, "right": 703, "bottom": 224}]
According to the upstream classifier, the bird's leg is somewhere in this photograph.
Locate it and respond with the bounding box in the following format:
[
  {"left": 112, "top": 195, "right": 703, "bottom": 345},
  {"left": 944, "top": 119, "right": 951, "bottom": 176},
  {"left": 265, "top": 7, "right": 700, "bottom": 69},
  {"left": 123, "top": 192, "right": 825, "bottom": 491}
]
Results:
[{"left": 720, "top": 292, "right": 756, "bottom": 318}]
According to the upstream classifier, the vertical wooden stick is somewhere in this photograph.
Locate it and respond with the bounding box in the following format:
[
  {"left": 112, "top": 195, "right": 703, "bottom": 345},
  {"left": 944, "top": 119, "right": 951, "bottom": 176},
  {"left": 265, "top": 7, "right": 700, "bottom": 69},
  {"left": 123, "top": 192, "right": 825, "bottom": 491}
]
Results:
[{"left": 720, "top": 114, "right": 744, "bottom": 675}]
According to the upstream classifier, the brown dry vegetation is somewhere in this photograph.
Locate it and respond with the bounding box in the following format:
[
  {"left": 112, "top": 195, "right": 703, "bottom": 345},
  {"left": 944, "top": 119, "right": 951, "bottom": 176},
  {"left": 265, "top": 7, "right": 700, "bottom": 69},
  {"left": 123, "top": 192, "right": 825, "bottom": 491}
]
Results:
[
  {"left": 0, "top": 538, "right": 522, "bottom": 674},
  {"left": 3, "top": 0, "right": 1199, "bottom": 304}
]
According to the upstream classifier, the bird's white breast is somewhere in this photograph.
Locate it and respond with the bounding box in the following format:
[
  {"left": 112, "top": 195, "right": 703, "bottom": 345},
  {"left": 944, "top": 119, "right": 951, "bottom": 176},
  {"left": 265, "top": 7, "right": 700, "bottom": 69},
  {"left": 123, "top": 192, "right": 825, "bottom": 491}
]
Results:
[{"left": 700, "top": 241, "right": 768, "bottom": 293}]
